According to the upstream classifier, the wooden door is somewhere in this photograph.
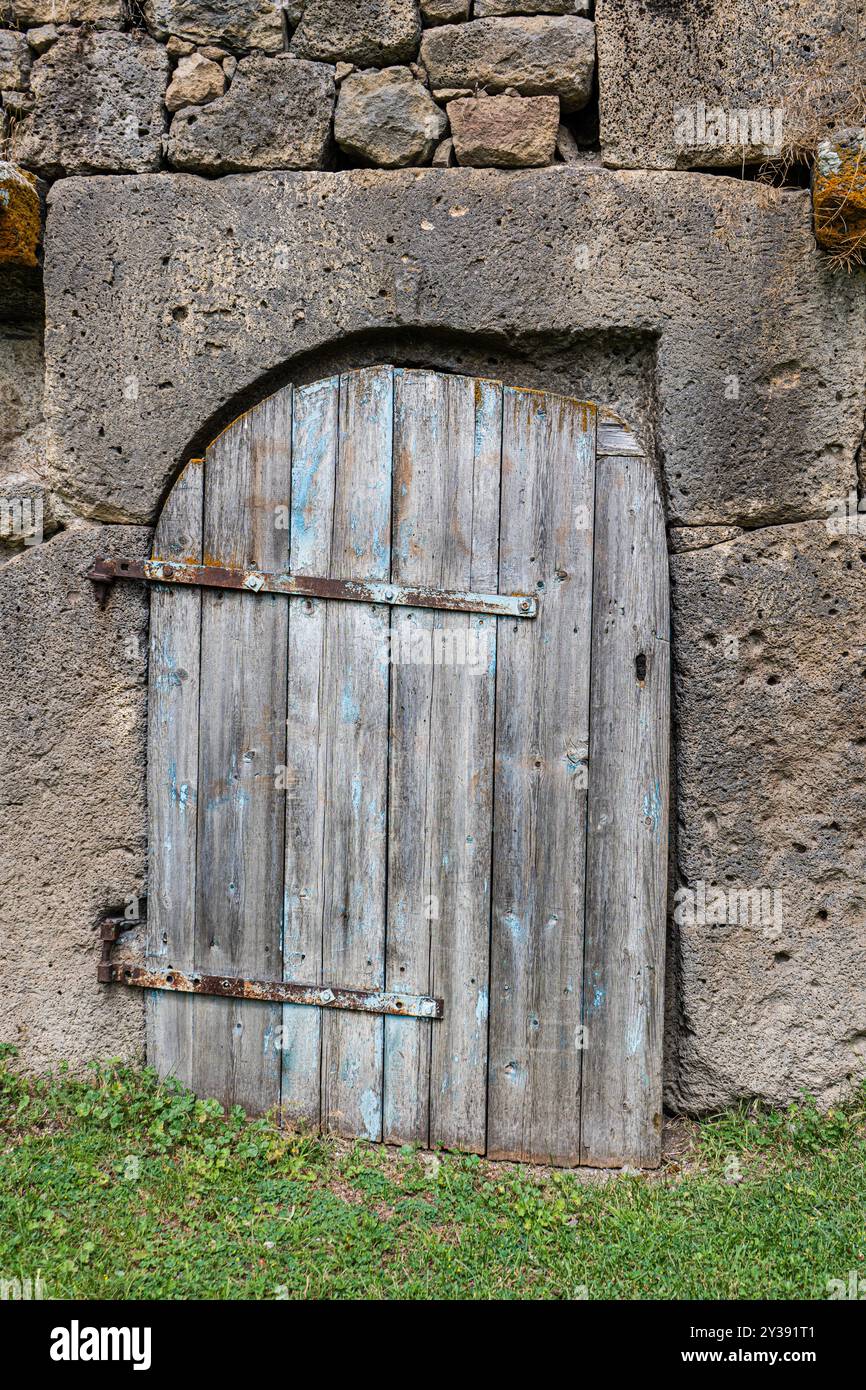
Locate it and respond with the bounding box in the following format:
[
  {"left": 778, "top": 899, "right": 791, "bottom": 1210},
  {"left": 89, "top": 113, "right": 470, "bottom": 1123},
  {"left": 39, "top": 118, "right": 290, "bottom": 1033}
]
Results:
[{"left": 146, "top": 367, "right": 669, "bottom": 1167}]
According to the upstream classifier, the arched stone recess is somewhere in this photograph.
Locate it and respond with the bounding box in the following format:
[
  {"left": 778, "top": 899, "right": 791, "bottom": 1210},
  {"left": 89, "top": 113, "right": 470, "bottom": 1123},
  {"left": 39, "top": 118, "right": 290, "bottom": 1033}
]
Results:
[
  {"left": 152, "top": 325, "right": 662, "bottom": 531},
  {"left": 144, "top": 364, "right": 670, "bottom": 1168}
]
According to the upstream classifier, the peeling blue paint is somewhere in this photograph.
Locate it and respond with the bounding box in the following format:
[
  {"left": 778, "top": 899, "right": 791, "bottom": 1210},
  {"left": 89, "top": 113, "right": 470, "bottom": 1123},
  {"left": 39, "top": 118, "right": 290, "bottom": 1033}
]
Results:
[
  {"left": 370, "top": 528, "right": 389, "bottom": 573},
  {"left": 359, "top": 1087, "right": 381, "bottom": 1141},
  {"left": 167, "top": 759, "right": 194, "bottom": 812},
  {"left": 206, "top": 754, "right": 250, "bottom": 813},
  {"left": 341, "top": 685, "right": 360, "bottom": 723},
  {"left": 476, "top": 987, "right": 489, "bottom": 1025},
  {"left": 341, "top": 1056, "right": 360, "bottom": 1085},
  {"left": 154, "top": 638, "right": 185, "bottom": 693},
  {"left": 397, "top": 519, "right": 414, "bottom": 564},
  {"left": 643, "top": 779, "right": 663, "bottom": 840},
  {"left": 291, "top": 417, "right": 336, "bottom": 569},
  {"left": 501, "top": 911, "right": 525, "bottom": 940}
]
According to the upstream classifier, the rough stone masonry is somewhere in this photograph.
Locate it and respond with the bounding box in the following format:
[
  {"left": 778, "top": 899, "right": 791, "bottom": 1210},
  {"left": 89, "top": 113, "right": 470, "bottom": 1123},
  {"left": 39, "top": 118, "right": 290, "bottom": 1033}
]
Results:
[{"left": 0, "top": 2, "right": 865, "bottom": 1120}]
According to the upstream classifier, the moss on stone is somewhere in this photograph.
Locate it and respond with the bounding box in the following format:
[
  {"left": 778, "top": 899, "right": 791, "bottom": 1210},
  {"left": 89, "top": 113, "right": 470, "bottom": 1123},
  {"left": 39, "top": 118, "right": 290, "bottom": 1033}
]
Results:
[
  {"left": 813, "top": 128, "right": 866, "bottom": 270},
  {"left": 0, "top": 161, "right": 40, "bottom": 269}
]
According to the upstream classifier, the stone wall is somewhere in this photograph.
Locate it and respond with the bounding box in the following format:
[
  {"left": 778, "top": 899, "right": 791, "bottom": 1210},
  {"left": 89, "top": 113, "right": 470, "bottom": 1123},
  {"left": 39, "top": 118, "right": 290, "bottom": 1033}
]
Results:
[
  {"left": 1, "top": 1, "right": 865, "bottom": 1120},
  {"left": 1, "top": 3, "right": 599, "bottom": 175},
  {"left": 3, "top": 2, "right": 861, "bottom": 178}
]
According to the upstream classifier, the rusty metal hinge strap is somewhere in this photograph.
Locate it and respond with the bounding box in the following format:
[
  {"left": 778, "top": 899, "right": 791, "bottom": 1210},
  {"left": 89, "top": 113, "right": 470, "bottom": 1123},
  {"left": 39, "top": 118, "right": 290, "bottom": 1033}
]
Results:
[
  {"left": 87, "top": 557, "right": 537, "bottom": 619},
  {"left": 102, "top": 961, "right": 444, "bottom": 1020}
]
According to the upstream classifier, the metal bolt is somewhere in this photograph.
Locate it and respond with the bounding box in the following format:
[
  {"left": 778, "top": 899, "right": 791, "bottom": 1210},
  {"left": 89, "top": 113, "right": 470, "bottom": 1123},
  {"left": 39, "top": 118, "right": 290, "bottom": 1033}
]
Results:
[
  {"left": 162, "top": 563, "right": 174, "bottom": 578},
  {"left": 384, "top": 590, "right": 394, "bottom": 602},
  {"left": 519, "top": 599, "right": 530, "bottom": 612}
]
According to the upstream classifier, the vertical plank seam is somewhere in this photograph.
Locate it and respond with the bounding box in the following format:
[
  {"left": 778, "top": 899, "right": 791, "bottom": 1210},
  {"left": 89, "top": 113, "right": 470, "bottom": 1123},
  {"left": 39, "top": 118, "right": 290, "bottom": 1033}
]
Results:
[
  {"left": 230, "top": 420, "right": 244, "bottom": 1102},
  {"left": 424, "top": 373, "right": 446, "bottom": 1150},
  {"left": 577, "top": 431, "right": 601, "bottom": 1167},
  {"left": 317, "top": 376, "right": 342, "bottom": 1131},
  {"left": 190, "top": 476, "right": 204, "bottom": 1083},
  {"left": 278, "top": 388, "right": 294, "bottom": 1128},
  {"left": 190, "top": 452, "right": 210, "bottom": 1082},
  {"left": 381, "top": 366, "right": 396, "bottom": 1145},
  {"left": 528, "top": 401, "right": 549, "bottom": 1161},
  {"left": 422, "top": 386, "right": 439, "bottom": 1145},
  {"left": 422, "top": 666, "right": 435, "bottom": 1149},
  {"left": 482, "top": 383, "right": 506, "bottom": 1160},
  {"left": 315, "top": 592, "right": 329, "bottom": 1125}
]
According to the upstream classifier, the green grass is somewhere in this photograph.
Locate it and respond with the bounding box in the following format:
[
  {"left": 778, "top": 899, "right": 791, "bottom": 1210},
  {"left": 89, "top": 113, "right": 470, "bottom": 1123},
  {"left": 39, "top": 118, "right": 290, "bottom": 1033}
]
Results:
[{"left": 1, "top": 1046, "right": 864, "bottom": 1300}]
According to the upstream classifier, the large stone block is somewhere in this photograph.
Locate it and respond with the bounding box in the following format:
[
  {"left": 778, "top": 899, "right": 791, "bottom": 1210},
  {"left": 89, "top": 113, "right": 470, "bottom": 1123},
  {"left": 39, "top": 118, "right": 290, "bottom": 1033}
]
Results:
[
  {"left": 291, "top": 0, "right": 422, "bottom": 66},
  {"left": 1, "top": 0, "right": 124, "bottom": 23},
  {"left": 668, "top": 521, "right": 866, "bottom": 1110},
  {"left": 0, "top": 29, "right": 30, "bottom": 90},
  {"left": 12, "top": 32, "right": 169, "bottom": 177},
  {"left": 0, "top": 324, "right": 42, "bottom": 453},
  {"left": 449, "top": 93, "right": 559, "bottom": 167},
  {"left": 26, "top": 24, "right": 59, "bottom": 55},
  {"left": 335, "top": 66, "right": 446, "bottom": 168},
  {"left": 420, "top": 16, "right": 596, "bottom": 112},
  {"left": 0, "top": 527, "right": 150, "bottom": 1074},
  {"left": 143, "top": 0, "right": 284, "bottom": 52},
  {"left": 41, "top": 169, "right": 865, "bottom": 530},
  {"left": 167, "top": 55, "right": 334, "bottom": 173},
  {"left": 0, "top": 465, "right": 53, "bottom": 560},
  {"left": 475, "top": 0, "right": 590, "bottom": 13},
  {"left": 420, "top": 0, "right": 467, "bottom": 23},
  {"left": 596, "top": 0, "right": 861, "bottom": 170}
]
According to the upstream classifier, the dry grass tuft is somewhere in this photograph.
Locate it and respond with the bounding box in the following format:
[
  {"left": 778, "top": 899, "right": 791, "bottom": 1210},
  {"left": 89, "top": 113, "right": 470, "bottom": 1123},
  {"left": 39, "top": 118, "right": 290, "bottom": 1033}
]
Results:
[{"left": 758, "top": 48, "right": 866, "bottom": 271}]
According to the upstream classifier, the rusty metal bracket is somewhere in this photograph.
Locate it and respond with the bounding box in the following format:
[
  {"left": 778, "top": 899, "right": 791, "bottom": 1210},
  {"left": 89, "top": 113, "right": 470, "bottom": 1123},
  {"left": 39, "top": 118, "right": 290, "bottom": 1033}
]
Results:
[
  {"left": 87, "top": 556, "right": 537, "bottom": 620},
  {"left": 97, "top": 918, "right": 125, "bottom": 983},
  {"left": 89, "top": 558, "right": 119, "bottom": 609},
  {"left": 99, "top": 953, "right": 443, "bottom": 1021}
]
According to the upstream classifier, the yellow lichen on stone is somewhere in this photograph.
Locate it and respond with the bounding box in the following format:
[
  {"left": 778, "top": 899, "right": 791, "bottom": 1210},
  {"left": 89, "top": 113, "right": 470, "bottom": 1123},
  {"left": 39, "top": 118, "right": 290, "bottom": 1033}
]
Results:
[
  {"left": 813, "top": 128, "right": 866, "bottom": 270},
  {"left": 0, "top": 161, "right": 41, "bottom": 270}
]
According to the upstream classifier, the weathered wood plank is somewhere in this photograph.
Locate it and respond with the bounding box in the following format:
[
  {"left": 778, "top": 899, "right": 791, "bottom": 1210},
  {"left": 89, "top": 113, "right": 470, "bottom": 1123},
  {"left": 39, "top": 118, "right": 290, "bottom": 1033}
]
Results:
[
  {"left": 580, "top": 452, "right": 670, "bottom": 1168},
  {"left": 384, "top": 371, "right": 500, "bottom": 1151},
  {"left": 146, "top": 457, "right": 204, "bottom": 1090},
  {"left": 280, "top": 376, "right": 338, "bottom": 1127},
  {"left": 193, "top": 392, "right": 292, "bottom": 1112},
  {"left": 597, "top": 413, "right": 645, "bottom": 458},
  {"left": 487, "top": 389, "right": 596, "bottom": 1165},
  {"left": 319, "top": 367, "right": 393, "bottom": 1140}
]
